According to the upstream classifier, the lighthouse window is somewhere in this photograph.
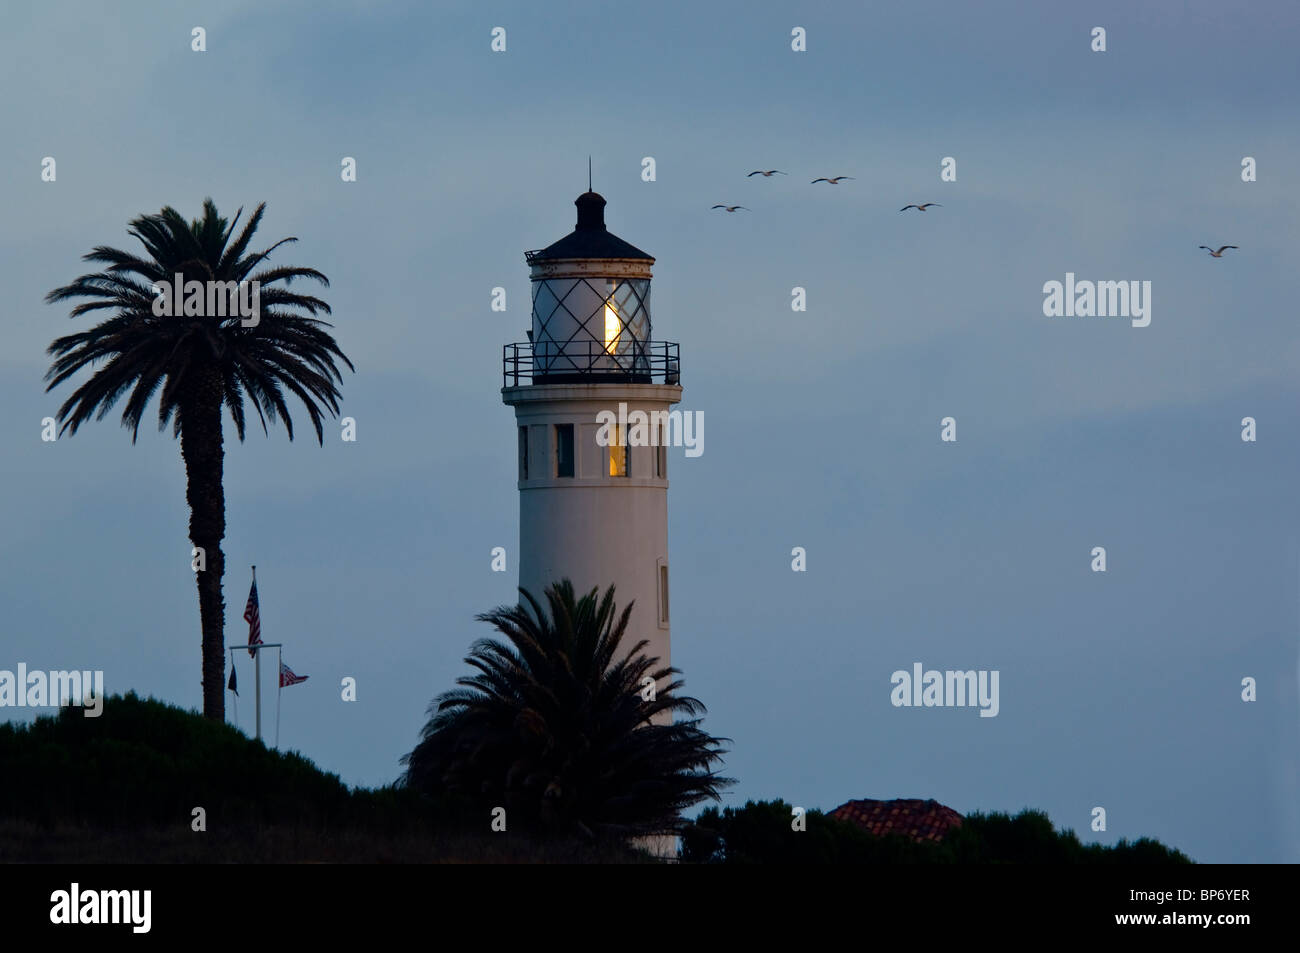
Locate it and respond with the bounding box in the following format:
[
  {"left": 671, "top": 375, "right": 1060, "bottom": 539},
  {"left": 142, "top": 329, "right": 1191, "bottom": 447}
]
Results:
[
  {"left": 555, "top": 424, "right": 574, "bottom": 478},
  {"left": 609, "top": 425, "right": 628, "bottom": 477},
  {"left": 658, "top": 563, "right": 670, "bottom": 625},
  {"left": 518, "top": 427, "right": 528, "bottom": 479}
]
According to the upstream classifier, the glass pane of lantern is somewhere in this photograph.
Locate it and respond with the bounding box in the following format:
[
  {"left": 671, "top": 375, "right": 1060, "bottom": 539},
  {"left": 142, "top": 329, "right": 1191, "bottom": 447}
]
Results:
[
  {"left": 603, "top": 280, "right": 650, "bottom": 375},
  {"left": 531, "top": 276, "right": 653, "bottom": 379}
]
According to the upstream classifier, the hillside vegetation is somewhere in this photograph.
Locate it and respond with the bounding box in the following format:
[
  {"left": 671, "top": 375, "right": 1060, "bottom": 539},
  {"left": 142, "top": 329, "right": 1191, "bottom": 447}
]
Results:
[{"left": 0, "top": 693, "right": 1191, "bottom": 863}]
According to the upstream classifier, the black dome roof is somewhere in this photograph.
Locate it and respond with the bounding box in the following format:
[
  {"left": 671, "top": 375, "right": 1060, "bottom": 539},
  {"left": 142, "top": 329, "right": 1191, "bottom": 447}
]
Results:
[{"left": 527, "top": 192, "right": 653, "bottom": 262}]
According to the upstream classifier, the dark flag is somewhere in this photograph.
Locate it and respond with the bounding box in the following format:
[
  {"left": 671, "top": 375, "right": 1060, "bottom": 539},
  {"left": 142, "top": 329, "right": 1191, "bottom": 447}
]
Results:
[
  {"left": 227, "top": 665, "right": 238, "bottom": 695},
  {"left": 244, "top": 577, "right": 262, "bottom": 658}
]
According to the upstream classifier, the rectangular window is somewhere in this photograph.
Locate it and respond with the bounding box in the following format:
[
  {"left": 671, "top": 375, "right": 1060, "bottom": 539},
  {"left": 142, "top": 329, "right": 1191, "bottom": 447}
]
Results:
[
  {"left": 518, "top": 426, "right": 529, "bottom": 480},
  {"left": 655, "top": 423, "right": 666, "bottom": 479},
  {"left": 555, "top": 424, "right": 574, "bottom": 478},
  {"left": 658, "top": 563, "right": 670, "bottom": 625},
  {"left": 609, "top": 424, "right": 628, "bottom": 477},
  {"left": 580, "top": 424, "right": 600, "bottom": 478}
]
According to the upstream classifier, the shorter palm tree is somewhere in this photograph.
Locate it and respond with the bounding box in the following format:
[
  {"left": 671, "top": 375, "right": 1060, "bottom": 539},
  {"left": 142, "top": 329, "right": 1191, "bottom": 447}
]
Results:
[{"left": 402, "top": 580, "right": 730, "bottom": 841}]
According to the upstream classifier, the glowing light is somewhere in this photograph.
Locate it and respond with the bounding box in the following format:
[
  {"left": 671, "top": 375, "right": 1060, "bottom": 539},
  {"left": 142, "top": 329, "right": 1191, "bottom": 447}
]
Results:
[
  {"left": 603, "top": 299, "right": 621, "bottom": 354},
  {"left": 609, "top": 423, "right": 627, "bottom": 477}
]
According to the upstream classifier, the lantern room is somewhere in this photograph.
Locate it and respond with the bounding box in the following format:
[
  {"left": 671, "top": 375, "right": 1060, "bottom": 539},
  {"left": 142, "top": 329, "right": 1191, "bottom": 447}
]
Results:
[{"left": 512, "top": 191, "right": 672, "bottom": 384}]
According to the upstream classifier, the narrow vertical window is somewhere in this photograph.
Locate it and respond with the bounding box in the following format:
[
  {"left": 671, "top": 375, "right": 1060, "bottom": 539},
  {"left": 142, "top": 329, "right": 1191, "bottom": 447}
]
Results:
[
  {"left": 655, "top": 422, "right": 666, "bottom": 479},
  {"left": 555, "top": 424, "right": 574, "bottom": 478},
  {"left": 658, "top": 564, "right": 670, "bottom": 625},
  {"left": 518, "top": 426, "right": 529, "bottom": 480},
  {"left": 609, "top": 424, "right": 628, "bottom": 477}
]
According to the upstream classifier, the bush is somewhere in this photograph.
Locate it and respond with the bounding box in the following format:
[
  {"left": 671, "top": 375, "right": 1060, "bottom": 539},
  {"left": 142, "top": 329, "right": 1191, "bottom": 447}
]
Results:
[
  {"left": 0, "top": 692, "right": 651, "bottom": 862},
  {"left": 681, "top": 800, "right": 1192, "bottom": 863},
  {"left": 0, "top": 692, "right": 354, "bottom": 828}
]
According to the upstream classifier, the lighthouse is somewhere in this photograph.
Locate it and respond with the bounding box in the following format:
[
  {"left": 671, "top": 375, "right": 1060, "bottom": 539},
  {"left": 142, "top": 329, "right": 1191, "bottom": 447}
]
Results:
[{"left": 503, "top": 189, "right": 681, "bottom": 676}]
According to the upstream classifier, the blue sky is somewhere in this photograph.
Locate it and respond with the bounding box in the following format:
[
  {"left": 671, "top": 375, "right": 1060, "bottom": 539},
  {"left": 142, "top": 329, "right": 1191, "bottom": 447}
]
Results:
[{"left": 2, "top": 0, "right": 1297, "bottom": 861}]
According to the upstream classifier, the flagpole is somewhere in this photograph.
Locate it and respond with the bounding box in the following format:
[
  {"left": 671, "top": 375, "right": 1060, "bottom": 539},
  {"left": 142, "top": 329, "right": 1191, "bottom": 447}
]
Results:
[
  {"left": 276, "top": 646, "right": 283, "bottom": 749},
  {"left": 228, "top": 648, "right": 239, "bottom": 725},
  {"left": 227, "top": 642, "right": 283, "bottom": 740},
  {"left": 252, "top": 566, "right": 261, "bottom": 742},
  {"left": 231, "top": 563, "right": 306, "bottom": 749},
  {"left": 254, "top": 643, "right": 262, "bottom": 741}
]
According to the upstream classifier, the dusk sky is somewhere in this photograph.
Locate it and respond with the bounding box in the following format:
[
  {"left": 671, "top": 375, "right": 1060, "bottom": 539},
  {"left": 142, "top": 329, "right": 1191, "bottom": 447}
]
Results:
[{"left": 2, "top": 0, "right": 1297, "bottom": 863}]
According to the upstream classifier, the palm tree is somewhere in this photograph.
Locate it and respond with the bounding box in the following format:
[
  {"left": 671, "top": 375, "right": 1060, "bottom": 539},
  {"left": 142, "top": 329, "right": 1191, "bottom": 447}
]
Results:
[
  {"left": 402, "top": 580, "right": 731, "bottom": 842},
  {"left": 44, "top": 199, "right": 353, "bottom": 721}
]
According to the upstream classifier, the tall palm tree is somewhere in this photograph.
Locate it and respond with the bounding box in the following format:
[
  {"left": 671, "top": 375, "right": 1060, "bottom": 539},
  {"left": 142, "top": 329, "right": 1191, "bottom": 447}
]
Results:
[
  {"left": 44, "top": 199, "right": 353, "bottom": 721},
  {"left": 402, "top": 580, "right": 732, "bottom": 842}
]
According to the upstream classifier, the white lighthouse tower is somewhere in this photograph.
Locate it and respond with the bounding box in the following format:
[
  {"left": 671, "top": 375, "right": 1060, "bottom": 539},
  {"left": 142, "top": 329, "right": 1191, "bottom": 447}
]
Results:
[{"left": 503, "top": 189, "right": 681, "bottom": 675}]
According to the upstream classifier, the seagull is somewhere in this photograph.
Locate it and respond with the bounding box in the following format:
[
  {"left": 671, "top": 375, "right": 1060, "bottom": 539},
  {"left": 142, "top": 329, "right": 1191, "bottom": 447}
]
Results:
[
  {"left": 747, "top": 170, "right": 787, "bottom": 177},
  {"left": 1199, "top": 245, "right": 1238, "bottom": 257},
  {"left": 900, "top": 203, "right": 942, "bottom": 212},
  {"left": 712, "top": 205, "right": 748, "bottom": 213},
  {"left": 812, "top": 176, "right": 855, "bottom": 185}
]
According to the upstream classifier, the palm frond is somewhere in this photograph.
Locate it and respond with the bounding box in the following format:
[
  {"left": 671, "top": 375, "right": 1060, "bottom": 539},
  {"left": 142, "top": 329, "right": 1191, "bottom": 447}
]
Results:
[
  {"left": 403, "top": 580, "right": 731, "bottom": 841},
  {"left": 43, "top": 199, "right": 352, "bottom": 445}
]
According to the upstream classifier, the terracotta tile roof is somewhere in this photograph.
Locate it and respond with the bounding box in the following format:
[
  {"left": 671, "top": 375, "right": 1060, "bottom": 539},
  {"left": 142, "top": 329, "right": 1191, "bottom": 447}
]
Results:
[{"left": 829, "top": 798, "right": 964, "bottom": 844}]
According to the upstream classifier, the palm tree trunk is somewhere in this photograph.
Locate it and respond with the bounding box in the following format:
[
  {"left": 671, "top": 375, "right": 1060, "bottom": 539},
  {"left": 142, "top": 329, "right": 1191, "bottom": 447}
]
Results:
[{"left": 181, "top": 365, "right": 227, "bottom": 720}]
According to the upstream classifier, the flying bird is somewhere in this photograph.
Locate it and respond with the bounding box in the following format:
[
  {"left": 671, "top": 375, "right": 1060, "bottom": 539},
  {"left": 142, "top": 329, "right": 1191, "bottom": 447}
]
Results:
[
  {"left": 748, "top": 170, "right": 787, "bottom": 177},
  {"left": 900, "top": 203, "right": 942, "bottom": 212},
  {"left": 1199, "top": 245, "right": 1238, "bottom": 257},
  {"left": 712, "top": 205, "right": 748, "bottom": 213},
  {"left": 812, "top": 176, "right": 855, "bottom": 185}
]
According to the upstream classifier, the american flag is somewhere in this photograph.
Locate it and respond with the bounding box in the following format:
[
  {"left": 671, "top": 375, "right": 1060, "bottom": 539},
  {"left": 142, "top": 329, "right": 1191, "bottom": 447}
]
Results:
[
  {"left": 244, "top": 577, "right": 262, "bottom": 658},
  {"left": 279, "top": 661, "right": 308, "bottom": 687}
]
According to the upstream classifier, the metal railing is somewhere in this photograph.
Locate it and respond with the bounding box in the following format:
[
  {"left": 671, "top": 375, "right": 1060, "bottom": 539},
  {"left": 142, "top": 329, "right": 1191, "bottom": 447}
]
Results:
[{"left": 503, "top": 340, "right": 680, "bottom": 387}]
